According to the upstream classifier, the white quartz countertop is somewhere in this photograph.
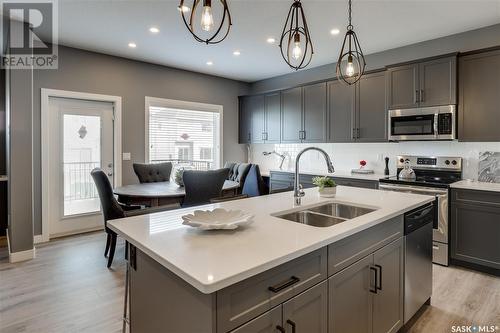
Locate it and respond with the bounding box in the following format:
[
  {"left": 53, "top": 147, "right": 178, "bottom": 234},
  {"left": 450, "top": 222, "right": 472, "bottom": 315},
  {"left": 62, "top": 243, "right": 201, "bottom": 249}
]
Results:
[
  {"left": 108, "top": 186, "right": 433, "bottom": 294},
  {"left": 261, "top": 169, "right": 392, "bottom": 181},
  {"left": 450, "top": 180, "right": 500, "bottom": 193}
]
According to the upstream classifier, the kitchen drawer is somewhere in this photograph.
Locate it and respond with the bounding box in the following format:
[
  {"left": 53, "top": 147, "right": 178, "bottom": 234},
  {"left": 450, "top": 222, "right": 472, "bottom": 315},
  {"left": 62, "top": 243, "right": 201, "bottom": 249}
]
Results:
[
  {"left": 451, "top": 188, "right": 500, "bottom": 208},
  {"left": 217, "top": 247, "right": 327, "bottom": 332},
  {"left": 332, "top": 177, "right": 379, "bottom": 189},
  {"left": 328, "top": 215, "right": 403, "bottom": 275}
]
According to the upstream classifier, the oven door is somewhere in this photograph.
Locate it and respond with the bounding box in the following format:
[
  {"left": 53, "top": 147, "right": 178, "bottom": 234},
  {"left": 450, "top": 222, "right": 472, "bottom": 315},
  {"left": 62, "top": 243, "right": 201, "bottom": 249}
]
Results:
[
  {"left": 389, "top": 109, "right": 437, "bottom": 141},
  {"left": 378, "top": 183, "right": 448, "bottom": 243}
]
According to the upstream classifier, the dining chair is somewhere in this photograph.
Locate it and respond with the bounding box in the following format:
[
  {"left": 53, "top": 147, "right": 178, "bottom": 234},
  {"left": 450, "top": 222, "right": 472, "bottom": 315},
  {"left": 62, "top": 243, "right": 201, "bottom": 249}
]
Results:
[
  {"left": 133, "top": 162, "right": 173, "bottom": 183},
  {"left": 182, "top": 168, "right": 230, "bottom": 207},
  {"left": 224, "top": 162, "right": 251, "bottom": 193},
  {"left": 242, "top": 164, "right": 269, "bottom": 197},
  {"left": 91, "top": 168, "right": 179, "bottom": 268}
]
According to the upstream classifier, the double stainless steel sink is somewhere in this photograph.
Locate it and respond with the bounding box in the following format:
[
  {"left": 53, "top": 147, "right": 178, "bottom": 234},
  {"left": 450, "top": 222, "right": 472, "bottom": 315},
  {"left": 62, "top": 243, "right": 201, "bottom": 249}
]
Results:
[{"left": 275, "top": 203, "right": 375, "bottom": 228}]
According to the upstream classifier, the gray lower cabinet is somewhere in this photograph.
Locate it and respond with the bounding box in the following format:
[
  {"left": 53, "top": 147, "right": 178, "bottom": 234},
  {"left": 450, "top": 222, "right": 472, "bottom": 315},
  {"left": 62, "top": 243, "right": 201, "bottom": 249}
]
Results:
[
  {"left": 329, "top": 238, "right": 404, "bottom": 333},
  {"left": 458, "top": 49, "right": 500, "bottom": 141},
  {"left": 450, "top": 189, "right": 500, "bottom": 271},
  {"left": 230, "top": 306, "right": 282, "bottom": 333},
  {"left": 232, "top": 281, "right": 328, "bottom": 333}
]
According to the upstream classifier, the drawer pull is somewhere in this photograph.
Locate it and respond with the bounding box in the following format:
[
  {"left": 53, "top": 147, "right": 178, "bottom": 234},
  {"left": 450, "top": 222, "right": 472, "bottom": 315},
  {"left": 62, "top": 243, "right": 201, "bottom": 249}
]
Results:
[
  {"left": 287, "top": 319, "right": 297, "bottom": 333},
  {"left": 276, "top": 325, "right": 286, "bottom": 333},
  {"left": 268, "top": 276, "right": 300, "bottom": 293}
]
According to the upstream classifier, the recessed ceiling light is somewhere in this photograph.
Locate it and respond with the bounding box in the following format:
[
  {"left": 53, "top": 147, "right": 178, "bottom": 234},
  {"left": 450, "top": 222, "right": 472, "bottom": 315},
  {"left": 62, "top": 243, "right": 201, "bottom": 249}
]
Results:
[
  {"left": 206, "top": 61, "right": 213, "bottom": 66},
  {"left": 233, "top": 50, "right": 241, "bottom": 56},
  {"left": 177, "top": 5, "right": 190, "bottom": 12},
  {"left": 149, "top": 27, "right": 160, "bottom": 34},
  {"left": 267, "top": 37, "right": 276, "bottom": 44},
  {"left": 128, "top": 42, "right": 137, "bottom": 48},
  {"left": 330, "top": 28, "right": 340, "bottom": 35}
]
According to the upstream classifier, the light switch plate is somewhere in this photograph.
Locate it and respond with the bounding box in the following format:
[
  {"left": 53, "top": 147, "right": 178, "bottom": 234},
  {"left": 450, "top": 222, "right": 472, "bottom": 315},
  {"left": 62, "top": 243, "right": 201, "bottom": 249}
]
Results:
[{"left": 122, "top": 152, "right": 131, "bottom": 161}]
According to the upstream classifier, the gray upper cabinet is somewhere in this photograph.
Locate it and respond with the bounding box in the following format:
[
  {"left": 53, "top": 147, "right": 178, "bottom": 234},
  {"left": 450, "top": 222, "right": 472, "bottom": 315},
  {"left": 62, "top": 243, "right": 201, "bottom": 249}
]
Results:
[
  {"left": 250, "top": 95, "right": 266, "bottom": 144},
  {"left": 303, "top": 82, "right": 327, "bottom": 143},
  {"left": 357, "top": 71, "right": 388, "bottom": 142},
  {"left": 328, "top": 79, "right": 355, "bottom": 142},
  {"left": 281, "top": 87, "right": 303, "bottom": 143},
  {"left": 386, "top": 56, "right": 457, "bottom": 110},
  {"left": 419, "top": 57, "right": 457, "bottom": 107},
  {"left": 386, "top": 64, "right": 419, "bottom": 110},
  {"left": 372, "top": 238, "right": 404, "bottom": 333},
  {"left": 264, "top": 93, "right": 281, "bottom": 143},
  {"left": 283, "top": 280, "right": 328, "bottom": 333},
  {"left": 238, "top": 97, "right": 253, "bottom": 144},
  {"left": 459, "top": 49, "right": 500, "bottom": 142},
  {"left": 329, "top": 254, "right": 372, "bottom": 333}
]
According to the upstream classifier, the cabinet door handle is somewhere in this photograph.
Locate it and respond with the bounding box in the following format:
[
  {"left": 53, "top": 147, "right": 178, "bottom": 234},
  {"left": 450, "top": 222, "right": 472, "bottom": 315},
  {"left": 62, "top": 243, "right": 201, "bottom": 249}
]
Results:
[
  {"left": 357, "top": 128, "right": 360, "bottom": 139},
  {"left": 302, "top": 131, "right": 306, "bottom": 140},
  {"left": 286, "top": 320, "right": 297, "bottom": 333},
  {"left": 415, "top": 90, "right": 419, "bottom": 104},
  {"left": 352, "top": 128, "right": 356, "bottom": 139},
  {"left": 268, "top": 276, "right": 300, "bottom": 293},
  {"left": 262, "top": 132, "right": 266, "bottom": 141},
  {"left": 248, "top": 133, "right": 251, "bottom": 141},
  {"left": 375, "top": 264, "right": 383, "bottom": 291},
  {"left": 420, "top": 89, "right": 424, "bottom": 102},
  {"left": 276, "top": 325, "right": 286, "bottom": 333},
  {"left": 369, "top": 266, "right": 378, "bottom": 294}
]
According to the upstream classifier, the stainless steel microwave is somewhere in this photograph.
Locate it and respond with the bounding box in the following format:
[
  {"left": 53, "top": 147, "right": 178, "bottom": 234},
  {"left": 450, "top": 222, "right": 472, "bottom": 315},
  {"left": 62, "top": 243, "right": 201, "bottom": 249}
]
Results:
[{"left": 388, "top": 105, "right": 456, "bottom": 141}]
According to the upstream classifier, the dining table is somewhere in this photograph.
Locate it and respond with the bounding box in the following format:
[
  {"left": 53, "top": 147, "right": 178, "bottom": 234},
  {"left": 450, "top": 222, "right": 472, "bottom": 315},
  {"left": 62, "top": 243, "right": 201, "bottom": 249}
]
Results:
[{"left": 114, "top": 180, "right": 240, "bottom": 207}]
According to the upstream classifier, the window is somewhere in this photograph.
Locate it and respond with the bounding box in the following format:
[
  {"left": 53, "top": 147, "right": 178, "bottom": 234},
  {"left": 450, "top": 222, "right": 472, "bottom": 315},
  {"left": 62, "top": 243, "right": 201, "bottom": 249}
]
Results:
[{"left": 146, "top": 97, "right": 222, "bottom": 171}]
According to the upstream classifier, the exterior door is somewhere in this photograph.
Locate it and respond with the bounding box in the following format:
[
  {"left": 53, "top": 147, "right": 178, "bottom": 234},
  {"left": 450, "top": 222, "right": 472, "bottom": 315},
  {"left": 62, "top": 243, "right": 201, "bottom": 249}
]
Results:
[{"left": 47, "top": 97, "right": 114, "bottom": 237}]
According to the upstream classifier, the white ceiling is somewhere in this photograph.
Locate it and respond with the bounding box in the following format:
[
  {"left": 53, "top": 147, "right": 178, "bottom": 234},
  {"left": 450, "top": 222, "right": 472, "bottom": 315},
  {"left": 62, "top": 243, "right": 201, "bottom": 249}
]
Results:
[{"left": 53, "top": 0, "right": 500, "bottom": 82}]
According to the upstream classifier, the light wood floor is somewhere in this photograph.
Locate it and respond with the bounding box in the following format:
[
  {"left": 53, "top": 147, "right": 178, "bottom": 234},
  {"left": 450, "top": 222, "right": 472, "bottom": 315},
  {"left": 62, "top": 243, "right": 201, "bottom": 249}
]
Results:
[{"left": 0, "top": 232, "right": 499, "bottom": 333}]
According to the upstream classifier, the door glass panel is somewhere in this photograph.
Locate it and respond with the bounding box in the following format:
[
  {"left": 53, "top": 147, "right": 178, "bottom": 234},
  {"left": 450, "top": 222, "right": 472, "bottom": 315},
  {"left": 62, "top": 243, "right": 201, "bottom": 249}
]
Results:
[
  {"left": 391, "top": 115, "right": 434, "bottom": 135},
  {"left": 63, "top": 114, "right": 101, "bottom": 216}
]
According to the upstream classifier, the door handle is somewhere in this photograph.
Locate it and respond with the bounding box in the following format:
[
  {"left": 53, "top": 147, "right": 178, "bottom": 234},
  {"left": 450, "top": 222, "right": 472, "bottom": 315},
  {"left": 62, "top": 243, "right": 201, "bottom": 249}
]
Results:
[
  {"left": 369, "top": 266, "right": 378, "bottom": 294},
  {"left": 415, "top": 90, "right": 419, "bottom": 104},
  {"left": 286, "top": 319, "right": 297, "bottom": 333},
  {"left": 420, "top": 89, "right": 424, "bottom": 102},
  {"left": 276, "top": 326, "right": 286, "bottom": 333},
  {"left": 248, "top": 133, "right": 251, "bottom": 141},
  {"left": 375, "top": 264, "right": 382, "bottom": 291},
  {"left": 268, "top": 276, "right": 300, "bottom": 293}
]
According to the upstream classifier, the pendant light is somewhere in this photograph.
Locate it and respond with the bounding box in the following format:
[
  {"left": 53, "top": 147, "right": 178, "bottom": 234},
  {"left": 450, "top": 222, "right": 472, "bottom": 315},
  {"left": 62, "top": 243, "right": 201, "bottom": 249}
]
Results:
[
  {"left": 178, "top": 0, "right": 232, "bottom": 44},
  {"left": 336, "top": 0, "right": 366, "bottom": 85},
  {"left": 279, "top": 0, "right": 314, "bottom": 70}
]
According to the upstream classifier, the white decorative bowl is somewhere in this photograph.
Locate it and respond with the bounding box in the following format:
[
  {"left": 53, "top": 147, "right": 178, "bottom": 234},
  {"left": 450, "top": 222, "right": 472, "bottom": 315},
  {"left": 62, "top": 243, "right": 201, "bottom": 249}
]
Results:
[
  {"left": 182, "top": 208, "right": 254, "bottom": 230},
  {"left": 318, "top": 186, "right": 337, "bottom": 198}
]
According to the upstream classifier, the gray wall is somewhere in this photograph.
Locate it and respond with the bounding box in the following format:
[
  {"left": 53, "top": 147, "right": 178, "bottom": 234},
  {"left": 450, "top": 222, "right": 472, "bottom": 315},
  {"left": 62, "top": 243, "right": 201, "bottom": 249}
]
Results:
[
  {"left": 32, "top": 45, "right": 249, "bottom": 235},
  {"left": 250, "top": 23, "right": 500, "bottom": 94},
  {"left": 7, "top": 20, "right": 34, "bottom": 253}
]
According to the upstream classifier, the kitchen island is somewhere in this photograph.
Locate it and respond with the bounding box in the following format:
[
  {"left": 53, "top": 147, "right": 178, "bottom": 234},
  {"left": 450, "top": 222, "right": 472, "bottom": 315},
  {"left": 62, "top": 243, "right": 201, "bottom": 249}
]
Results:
[{"left": 109, "top": 186, "right": 434, "bottom": 333}]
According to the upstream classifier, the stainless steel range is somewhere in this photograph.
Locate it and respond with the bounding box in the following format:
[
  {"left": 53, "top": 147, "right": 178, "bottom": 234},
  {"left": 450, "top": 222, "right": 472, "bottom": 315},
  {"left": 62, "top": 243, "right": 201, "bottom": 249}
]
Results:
[{"left": 379, "top": 155, "right": 462, "bottom": 266}]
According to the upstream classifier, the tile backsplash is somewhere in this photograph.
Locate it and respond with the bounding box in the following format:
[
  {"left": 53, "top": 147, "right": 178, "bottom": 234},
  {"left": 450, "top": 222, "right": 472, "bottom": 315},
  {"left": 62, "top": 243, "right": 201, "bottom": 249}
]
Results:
[{"left": 248, "top": 141, "right": 500, "bottom": 180}]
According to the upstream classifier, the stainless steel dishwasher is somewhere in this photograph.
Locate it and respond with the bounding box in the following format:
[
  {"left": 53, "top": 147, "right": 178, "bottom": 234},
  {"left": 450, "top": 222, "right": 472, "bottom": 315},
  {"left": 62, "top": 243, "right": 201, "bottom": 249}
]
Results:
[{"left": 404, "top": 202, "right": 434, "bottom": 324}]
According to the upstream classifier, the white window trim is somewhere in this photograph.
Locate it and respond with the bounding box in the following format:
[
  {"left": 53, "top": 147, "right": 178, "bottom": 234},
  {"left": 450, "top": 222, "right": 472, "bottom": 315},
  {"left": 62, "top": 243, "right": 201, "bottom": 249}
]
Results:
[{"left": 144, "top": 96, "right": 223, "bottom": 168}]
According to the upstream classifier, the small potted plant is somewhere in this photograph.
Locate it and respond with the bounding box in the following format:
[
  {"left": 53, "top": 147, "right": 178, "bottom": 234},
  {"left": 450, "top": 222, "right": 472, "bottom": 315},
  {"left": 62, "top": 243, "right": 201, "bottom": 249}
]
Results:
[
  {"left": 312, "top": 176, "right": 337, "bottom": 198},
  {"left": 174, "top": 168, "right": 185, "bottom": 187}
]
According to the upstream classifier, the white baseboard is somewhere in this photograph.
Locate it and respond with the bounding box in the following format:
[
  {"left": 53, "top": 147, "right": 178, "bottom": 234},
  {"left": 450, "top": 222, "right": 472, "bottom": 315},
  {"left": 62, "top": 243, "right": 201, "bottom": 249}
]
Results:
[
  {"left": 9, "top": 247, "right": 36, "bottom": 263},
  {"left": 33, "top": 234, "right": 45, "bottom": 244}
]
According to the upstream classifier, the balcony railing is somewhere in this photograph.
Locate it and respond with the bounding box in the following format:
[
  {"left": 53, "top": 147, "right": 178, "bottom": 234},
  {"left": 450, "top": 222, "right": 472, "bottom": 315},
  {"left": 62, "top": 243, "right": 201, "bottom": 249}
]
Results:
[
  {"left": 151, "top": 159, "right": 213, "bottom": 171},
  {"left": 63, "top": 161, "right": 100, "bottom": 201}
]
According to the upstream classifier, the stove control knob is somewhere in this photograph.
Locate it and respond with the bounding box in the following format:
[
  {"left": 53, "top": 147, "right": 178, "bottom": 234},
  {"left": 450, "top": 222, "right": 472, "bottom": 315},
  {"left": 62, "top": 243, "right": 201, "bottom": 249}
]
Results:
[
  {"left": 452, "top": 160, "right": 457, "bottom": 165},
  {"left": 445, "top": 160, "right": 450, "bottom": 165},
  {"left": 399, "top": 158, "right": 405, "bottom": 163}
]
